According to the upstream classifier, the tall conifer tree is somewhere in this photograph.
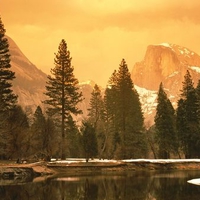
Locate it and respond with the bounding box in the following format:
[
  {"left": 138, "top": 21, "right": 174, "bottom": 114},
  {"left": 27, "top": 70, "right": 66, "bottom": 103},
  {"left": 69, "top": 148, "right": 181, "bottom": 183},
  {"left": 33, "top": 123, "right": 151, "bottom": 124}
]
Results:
[
  {"left": 87, "top": 84, "right": 105, "bottom": 157},
  {"left": 0, "top": 16, "right": 17, "bottom": 159},
  {"left": 154, "top": 83, "right": 177, "bottom": 158},
  {"left": 0, "top": 16, "right": 17, "bottom": 113},
  {"left": 30, "top": 106, "right": 46, "bottom": 158},
  {"left": 44, "top": 39, "right": 82, "bottom": 159},
  {"left": 117, "top": 59, "right": 147, "bottom": 158},
  {"left": 177, "top": 70, "right": 200, "bottom": 158},
  {"left": 176, "top": 98, "right": 188, "bottom": 157},
  {"left": 103, "top": 71, "right": 119, "bottom": 158},
  {"left": 88, "top": 84, "right": 104, "bottom": 128},
  {"left": 104, "top": 59, "right": 147, "bottom": 159}
]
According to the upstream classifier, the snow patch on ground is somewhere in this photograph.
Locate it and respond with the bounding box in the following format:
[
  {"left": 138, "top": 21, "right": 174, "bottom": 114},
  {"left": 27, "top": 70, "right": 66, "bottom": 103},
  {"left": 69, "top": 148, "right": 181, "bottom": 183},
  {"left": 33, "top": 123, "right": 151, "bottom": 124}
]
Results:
[
  {"left": 123, "top": 159, "right": 200, "bottom": 163},
  {"left": 50, "top": 158, "right": 121, "bottom": 164},
  {"left": 50, "top": 158, "right": 200, "bottom": 164}
]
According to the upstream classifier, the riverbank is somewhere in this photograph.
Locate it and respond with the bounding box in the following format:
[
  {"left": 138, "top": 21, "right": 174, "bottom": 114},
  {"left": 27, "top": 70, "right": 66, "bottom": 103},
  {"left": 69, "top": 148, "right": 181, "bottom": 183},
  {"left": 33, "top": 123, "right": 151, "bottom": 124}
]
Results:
[
  {"left": 1, "top": 159, "right": 200, "bottom": 180},
  {"left": 46, "top": 159, "right": 200, "bottom": 173}
]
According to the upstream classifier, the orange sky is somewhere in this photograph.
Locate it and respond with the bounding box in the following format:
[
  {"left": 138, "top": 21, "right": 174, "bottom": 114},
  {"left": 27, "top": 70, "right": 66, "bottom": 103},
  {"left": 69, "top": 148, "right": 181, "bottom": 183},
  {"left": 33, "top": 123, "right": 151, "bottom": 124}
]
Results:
[{"left": 1, "top": 0, "right": 200, "bottom": 87}]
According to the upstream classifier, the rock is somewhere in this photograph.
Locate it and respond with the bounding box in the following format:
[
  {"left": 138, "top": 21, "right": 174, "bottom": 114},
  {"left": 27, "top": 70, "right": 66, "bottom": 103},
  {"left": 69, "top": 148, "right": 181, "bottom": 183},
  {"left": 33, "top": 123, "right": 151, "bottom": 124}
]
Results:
[
  {"left": 132, "top": 43, "right": 200, "bottom": 93},
  {"left": 131, "top": 43, "right": 200, "bottom": 125}
]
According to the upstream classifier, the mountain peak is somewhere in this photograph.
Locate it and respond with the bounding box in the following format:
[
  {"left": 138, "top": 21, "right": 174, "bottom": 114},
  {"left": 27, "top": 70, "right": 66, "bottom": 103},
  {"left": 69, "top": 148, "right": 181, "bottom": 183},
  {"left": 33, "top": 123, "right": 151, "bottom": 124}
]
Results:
[
  {"left": 153, "top": 43, "right": 198, "bottom": 62},
  {"left": 132, "top": 43, "right": 200, "bottom": 126},
  {"left": 155, "top": 42, "right": 172, "bottom": 48},
  {"left": 132, "top": 43, "right": 200, "bottom": 91}
]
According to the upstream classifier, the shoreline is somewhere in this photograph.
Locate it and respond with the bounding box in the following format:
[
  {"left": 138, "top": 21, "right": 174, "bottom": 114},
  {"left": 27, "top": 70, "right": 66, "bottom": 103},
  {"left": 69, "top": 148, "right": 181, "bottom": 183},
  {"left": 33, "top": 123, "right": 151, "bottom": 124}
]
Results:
[
  {"left": 0, "top": 159, "right": 200, "bottom": 181},
  {"left": 46, "top": 160, "right": 200, "bottom": 172}
]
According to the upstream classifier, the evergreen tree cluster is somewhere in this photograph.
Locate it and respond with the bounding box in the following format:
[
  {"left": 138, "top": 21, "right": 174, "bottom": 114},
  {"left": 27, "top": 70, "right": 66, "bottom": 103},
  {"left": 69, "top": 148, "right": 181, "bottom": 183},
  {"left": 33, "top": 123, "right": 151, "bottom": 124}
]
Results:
[
  {"left": 2, "top": 15, "right": 200, "bottom": 161},
  {"left": 86, "top": 59, "right": 148, "bottom": 159},
  {"left": 154, "top": 70, "right": 200, "bottom": 159},
  {"left": 0, "top": 16, "right": 148, "bottom": 161}
]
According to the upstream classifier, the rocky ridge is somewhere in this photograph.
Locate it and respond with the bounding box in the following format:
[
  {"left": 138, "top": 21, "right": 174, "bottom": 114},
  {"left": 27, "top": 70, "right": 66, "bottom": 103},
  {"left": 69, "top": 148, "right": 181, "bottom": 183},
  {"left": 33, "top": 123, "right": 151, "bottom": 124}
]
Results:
[{"left": 7, "top": 36, "right": 47, "bottom": 118}]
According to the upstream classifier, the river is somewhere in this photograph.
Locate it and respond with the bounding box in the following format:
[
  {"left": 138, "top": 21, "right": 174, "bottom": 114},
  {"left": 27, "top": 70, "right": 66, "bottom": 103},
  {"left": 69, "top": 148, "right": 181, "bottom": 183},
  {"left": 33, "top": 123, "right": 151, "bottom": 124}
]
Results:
[{"left": 0, "top": 170, "right": 200, "bottom": 199}]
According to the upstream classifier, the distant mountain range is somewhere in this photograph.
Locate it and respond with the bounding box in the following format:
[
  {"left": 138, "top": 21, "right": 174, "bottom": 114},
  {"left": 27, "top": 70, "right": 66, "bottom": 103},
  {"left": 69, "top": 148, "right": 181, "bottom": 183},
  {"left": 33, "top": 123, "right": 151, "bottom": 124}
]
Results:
[{"left": 7, "top": 36, "right": 200, "bottom": 126}]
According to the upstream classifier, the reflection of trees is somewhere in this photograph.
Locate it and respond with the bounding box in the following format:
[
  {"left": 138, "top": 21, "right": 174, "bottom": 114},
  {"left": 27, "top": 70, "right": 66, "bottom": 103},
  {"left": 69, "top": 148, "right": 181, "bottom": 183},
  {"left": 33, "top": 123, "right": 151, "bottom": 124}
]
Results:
[
  {"left": 0, "top": 175, "right": 149, "bottom": 199},
  {"left": 0, "top": 186, "right": 29, "bottom": 199},
  {"left": 151, "top": 175, "right": 200, "bottom": 200},
  {"left": 1, "top": 171, "right": 200, "bottom": 199},
  {"left": 146, "top": 171, "right": 200, "bottom": 200},
  {"left": 83, "top": 178, "right": 98, "bottom": 200}
]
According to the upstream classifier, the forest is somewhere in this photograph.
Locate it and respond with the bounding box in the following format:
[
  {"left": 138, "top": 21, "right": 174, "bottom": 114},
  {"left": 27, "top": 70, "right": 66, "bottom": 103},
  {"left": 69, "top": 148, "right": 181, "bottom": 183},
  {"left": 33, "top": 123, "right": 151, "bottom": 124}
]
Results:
[{"left": 0, "top": 16, "right": 200, "bottom": 162}]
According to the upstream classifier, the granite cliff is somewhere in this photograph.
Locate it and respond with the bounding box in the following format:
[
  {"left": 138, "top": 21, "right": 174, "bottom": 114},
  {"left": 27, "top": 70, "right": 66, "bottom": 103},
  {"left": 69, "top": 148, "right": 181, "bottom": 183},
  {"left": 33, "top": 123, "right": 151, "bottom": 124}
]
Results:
[
  {"left": 132, "top": 43, "right": 200, "bottom": 126},
  {"left": 7, "top": 36, "right": 47, "bottom": 118}
]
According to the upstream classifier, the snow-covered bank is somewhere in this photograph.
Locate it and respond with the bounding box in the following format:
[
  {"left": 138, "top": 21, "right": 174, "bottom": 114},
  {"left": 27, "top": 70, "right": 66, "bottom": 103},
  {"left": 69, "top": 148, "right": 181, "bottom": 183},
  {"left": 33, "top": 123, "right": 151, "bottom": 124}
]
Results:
[
  {"left": 46, "top": 158, "right": 200, "bottom": 172},
  {"left": 50, "top": 158, "right": 200, "bottom": 164},
  {"left": 123, "top": 159, "right": 200, "bottom": 163},
  {"left": 1, "top": 159, "right": 200, "bottom": 179}
]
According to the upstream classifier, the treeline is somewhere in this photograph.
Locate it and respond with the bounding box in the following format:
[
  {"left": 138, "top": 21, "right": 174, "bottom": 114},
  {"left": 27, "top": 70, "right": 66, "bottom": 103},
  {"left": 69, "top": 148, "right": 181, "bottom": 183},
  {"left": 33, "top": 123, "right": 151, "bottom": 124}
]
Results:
[{"left": 0, "top": 16, "right": 200, "bottom": 161}]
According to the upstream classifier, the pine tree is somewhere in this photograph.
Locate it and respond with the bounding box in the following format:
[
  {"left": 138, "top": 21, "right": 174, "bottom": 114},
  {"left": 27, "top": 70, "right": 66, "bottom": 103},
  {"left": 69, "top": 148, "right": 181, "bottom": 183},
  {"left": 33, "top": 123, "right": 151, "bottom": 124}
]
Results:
[
  {"left": 44, "top": 39, "right": 83, "bottom": 159},
  {"left": 103, "top": 71, "right": 119, "bottom": 158},
  {"left": 177, "top": 70, "right": 199, "bottom": 158},
  {"left": 104, "top": 59, "right": 147, "bottom": 159},
  {"left": 0, "top": 16, "right": 18, "bottom": 159},
  {"left": 81, "top": 121, "right": 98, "bottom": 162},
  {"left": 154, "top": 83, "right": 177, "bottom": 158},
  {"left": 87, "top": 84, "right": 105, "bottom": 158},
  {"left": 180, "top": 70, "right": 194, "bottom": 99},
  {"left": 88, "top": 84, "right": 104, "bottom": 127},
  {"left": 116, "top": 59, "right": 147, "bottom": 158},
  {"left": 30, "top": 106, "right": 46, "bottom": 158},
  {"left": 176, "top": 98, "right": 188, "bottom": 157},
  {"left": 0, "top": 17, "right": 17, "bottom": 112}
]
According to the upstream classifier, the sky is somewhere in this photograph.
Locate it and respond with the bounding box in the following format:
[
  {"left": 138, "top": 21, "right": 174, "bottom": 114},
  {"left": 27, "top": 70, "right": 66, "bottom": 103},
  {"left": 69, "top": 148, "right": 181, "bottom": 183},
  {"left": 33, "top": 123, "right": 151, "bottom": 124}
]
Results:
[{"left": 1, "top": 0, "right": 200, "bottom": 87}]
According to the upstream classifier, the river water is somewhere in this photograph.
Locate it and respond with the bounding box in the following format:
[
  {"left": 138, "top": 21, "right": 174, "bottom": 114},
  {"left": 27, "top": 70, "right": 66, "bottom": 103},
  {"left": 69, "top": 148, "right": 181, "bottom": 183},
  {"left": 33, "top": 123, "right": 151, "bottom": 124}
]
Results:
[{"left": 1, "top": 170, "right": 200, "bottom": 199}]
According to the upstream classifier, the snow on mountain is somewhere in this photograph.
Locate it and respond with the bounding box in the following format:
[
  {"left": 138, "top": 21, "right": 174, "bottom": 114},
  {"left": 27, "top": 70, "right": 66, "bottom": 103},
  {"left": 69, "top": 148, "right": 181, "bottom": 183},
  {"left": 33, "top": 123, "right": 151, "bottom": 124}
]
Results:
[
  {"left": 135, "top": 85, "right": 157, "bottom": 114},
  {"left": 132, "top": 43, "right": 200, "bottom": 126}
]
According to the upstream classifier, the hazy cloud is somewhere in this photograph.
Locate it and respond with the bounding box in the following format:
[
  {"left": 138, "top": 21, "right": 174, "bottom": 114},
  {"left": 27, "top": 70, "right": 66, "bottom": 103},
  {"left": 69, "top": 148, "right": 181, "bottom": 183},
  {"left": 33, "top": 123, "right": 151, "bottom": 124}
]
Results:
[{"left": 1, "top": 0, "right": 200, "bottom": 87}]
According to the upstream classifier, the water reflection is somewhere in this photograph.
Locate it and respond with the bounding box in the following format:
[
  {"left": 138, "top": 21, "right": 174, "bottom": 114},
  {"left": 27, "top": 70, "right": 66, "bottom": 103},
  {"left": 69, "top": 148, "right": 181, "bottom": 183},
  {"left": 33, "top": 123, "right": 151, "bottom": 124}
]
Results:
[{"left": 0, "top": 171, "right": 200, "bottom": 199}]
